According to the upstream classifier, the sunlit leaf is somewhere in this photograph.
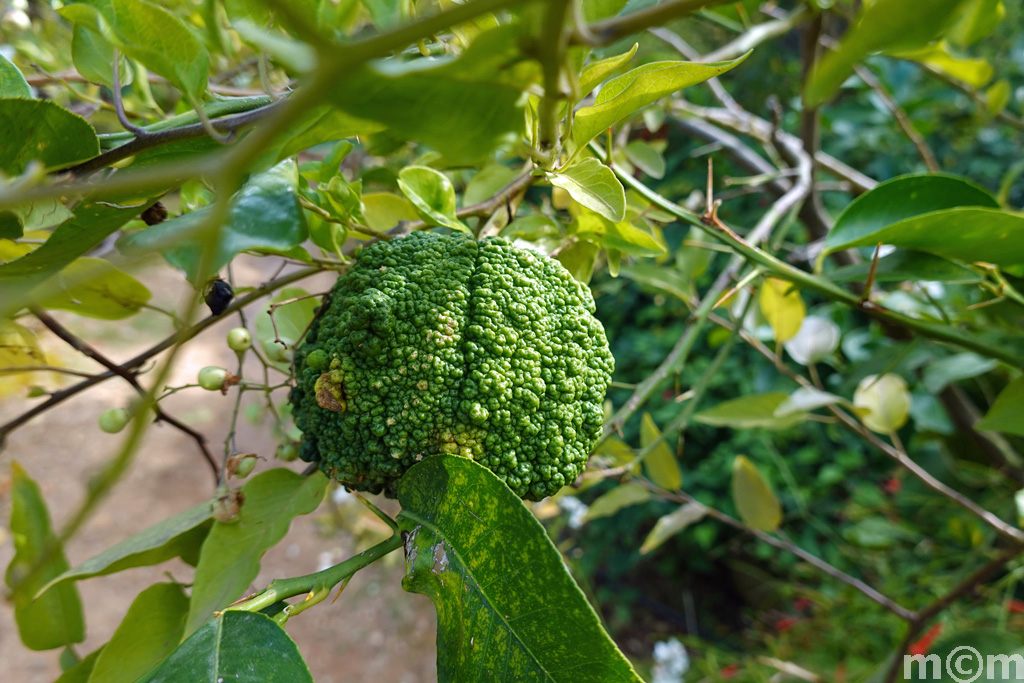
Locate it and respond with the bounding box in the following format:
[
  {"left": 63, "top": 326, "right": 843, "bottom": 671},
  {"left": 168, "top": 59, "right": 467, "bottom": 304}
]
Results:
[
  {"left": 583, "top": 483, "right": 653, "bottom": 523},
  {"left": 0, "top": 53, "right": 31, "bottom": 98},
  {"left": 804, "top": 0, "right": 970, "bottom": 106},
  {"left": 895, "top": 41, "right": 992, "bottom": 88},
  {"left": 694, "top": 393, "right": 806, "bottom": 430},
  {"left": 548, "top": 158, "right": 625, "bottom": 223},
  {"left": 639, "top": 501, "right": 707, "bottom": 554},
  {"left": 362, "top": 192, "right": 419, "bottom": 232},
  {"left": 397, "top": 166, "right": 468, "bottom": 232},
  {"left": 577, "top": 43, "right": 638, "bottom": 99},
  {"left": 947, "top": 0, "right": 1005, "bottom": 46},
  {"left": 569, "top": 54, "right": 748, "bottom": 154},
  {"left": 731, "top": 455, "right": 782, "bottom": 532},
  {"left": 774, "top": 387, "right": 844, "bottom": 417}
]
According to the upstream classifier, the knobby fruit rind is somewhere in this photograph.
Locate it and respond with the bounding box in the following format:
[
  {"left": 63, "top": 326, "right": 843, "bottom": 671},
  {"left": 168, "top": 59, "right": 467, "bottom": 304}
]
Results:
[{"left": 290, "top": 232, "right": 614, "bottom": 500}]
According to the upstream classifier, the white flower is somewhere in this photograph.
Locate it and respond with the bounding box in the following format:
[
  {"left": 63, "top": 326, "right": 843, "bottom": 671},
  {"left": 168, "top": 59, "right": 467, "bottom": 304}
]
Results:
[
  {"left": 783, "top": 316, "right": 840, "bottom": 365},
  {"left": 556, "top": 496, "right": 589, "bottom": 530},
  {"left": 652, "top": 638, "right": 689, "bottom": 683}
]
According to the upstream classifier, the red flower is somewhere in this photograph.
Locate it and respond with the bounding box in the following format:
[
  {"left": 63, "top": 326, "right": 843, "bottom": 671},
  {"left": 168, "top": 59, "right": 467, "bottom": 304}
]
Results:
[
  {"left": 1007, "top": 599, "right": 1024, "bottom": 614},
  {"left": 720, "top": 664, "right": 740, "bottom": 679},
  {"left": 775, "top": 616, "right": 799, "bottom": 632}
]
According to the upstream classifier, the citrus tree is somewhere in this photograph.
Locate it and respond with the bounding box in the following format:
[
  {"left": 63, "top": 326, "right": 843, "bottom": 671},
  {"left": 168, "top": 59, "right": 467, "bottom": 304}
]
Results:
[{"left": 2, "top": 0, "right": 1023, "bottom": 681}]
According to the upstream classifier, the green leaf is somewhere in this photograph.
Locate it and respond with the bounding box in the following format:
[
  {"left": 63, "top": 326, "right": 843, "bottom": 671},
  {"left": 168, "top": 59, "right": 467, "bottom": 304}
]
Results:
[
  {"left": 255, "top": 287, "right": 320, "bottom": 371},
  {"left": 830, "top": 207, "right": 1024, "bottom": 267},
  {"left": 88, "top": 583, "right": 189, "bottom": 683},
  {"left": 5, "top": 462, "right": 85, "bottom": 650},
  {"left": 362, "top": 192, "right": 419, "bottom": 232},
  {"left": 824, "top": 174, "right": 997, "bottom": 254},
  {"left": 108, "top": 0, "right": 210, "bottom": 100},
  {"left": 0, "top": 54, "right": 31, "bottom": 98},
  {"left": 842, "top": 516, "right": 914, "bottom": 549},
  {"left": 640, "top": 412, "right": 682, "bottom": 491},
  {"left": 140, "top": 611, "right": 313, "bottom": 683},
  {"left": 318, "top": 140, "right": 354, "bottom": 184},
  {"left": 121, "top": 159, "right": 307, "bottom": 284},
  {"left": 569, "top": 54, "right": 748, "bottom": 154},
  {"left": 639, "top": 501, "right": 707, "bottom": 555},
  {"left": 362, "top": 0, "right": 410, "bottom": 30},
  {"left": 39, "top": 499, "right": 213, "bottom": 596},
  {"left": 731, "top": 455, "right": 782, "bottom": 532},
  {"left": 557, "top": 239, "right": 599, "bottom": 284},
  {"left": 463, "top": 164, "right": 519, "bottom": 207},
  {"left": 398, "top": 166, "right": 468, "bottom": 232},
  {"left": 54, "top": 647, "right": 104, "bottom": 683},
  {"left": 32, "top": 258, "right": 151, "bottom": 320},
  {"left": 581, "top": 0, "right": 629, "bottom": 22},
  {"left": 0, "top": 99, "right": 99, "bottom": 174},
  {"left": 804, "top": 0, "right": 970, "bottom": 106},
  {"left": 583, "top": 483, "right": 653, "bottom": 523},
  {"left": 0, "top": 196, "right": 159, "bottom": 318},
  {"left": 0, "top": 198, "right": 76, "bottom": 241},
  {"left": 327, "top": 28, "right": 529, "bottom": 164},
  {"left": 398, "top": 455, "right": 643, "bottom": 682},
  {"left": 828, "top": 251, "right": 980, "bottom": 284},
  {"left": 186, "top": 469, "right": 327, "bottom": 634},
  {"left": 623, "top": 140, "right": 666, "bottom": 179},
  {"left": 774, "top": 387, "right": 845, "bottom": 418},
  {"left": 548, "top": 158, "right": 625, "bottom": 222},
  {"left": 759, "top": 278, "right": 805, "bottom": 343},
  {"left": 577, "top": 43, "right": 638, "bottom": 99},
  {"left": 895, "top": 42, "right": 992, "bottom": 88},
  {"left": 252, "top": 106, "right": 383, "bottom": 170},
  {"left": 232, "top": 20, "right": 316, "bottom": 74},
  {"left": 694, "top": 392, "right": 806, "bottom": 430},
  {"left": 618, "top": 263, "right": 692, "bottom": 300},
  {"left": 977, "top": 376, "right": 1024, "bottom": 437},
  {"left": 947, "top": 0, "right": 1005, "bottom": 46},
  {"left": 923, "top": 352, "right": 997, "bottom": 394},
  {"left": 71, "top": 24, "right": 121, "bottom": 89}
]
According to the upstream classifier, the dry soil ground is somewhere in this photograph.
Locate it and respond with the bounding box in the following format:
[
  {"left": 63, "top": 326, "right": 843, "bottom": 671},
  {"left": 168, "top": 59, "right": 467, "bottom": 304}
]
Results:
[{"left": 0, "top": 255, "right": 438, "bottom": 682}]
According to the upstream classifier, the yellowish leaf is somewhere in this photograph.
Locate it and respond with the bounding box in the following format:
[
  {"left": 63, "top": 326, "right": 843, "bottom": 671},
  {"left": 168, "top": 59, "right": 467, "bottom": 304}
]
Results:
[
  {"left": 0, "top": 319, "right": 46, "bottom": 397},
  {"left": 759, "top": 278, "right": 805, "bottom": 343},
  {"left": 640, "top": 412, "right": 682, "bottom": 491},
  {"left": 731, "top": 455, "right": 782, "bottom": 532}
]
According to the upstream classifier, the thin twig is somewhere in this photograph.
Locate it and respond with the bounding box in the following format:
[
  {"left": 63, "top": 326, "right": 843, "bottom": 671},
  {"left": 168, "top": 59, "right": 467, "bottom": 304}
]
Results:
[
  {"left": 853, "top": 64, "right": 940, "bottom": 172},
  {"left": 571, "top": 0, "right": 733, "bottom": 46},
  {"left": 111, "top": 50, "right": 149, "bottom": 137},
  {"left": 648, "top": 482, "right": 914, "bottom": 620},
  {"left": 30, "top": 308, "right": 219, "bottom": 478}
]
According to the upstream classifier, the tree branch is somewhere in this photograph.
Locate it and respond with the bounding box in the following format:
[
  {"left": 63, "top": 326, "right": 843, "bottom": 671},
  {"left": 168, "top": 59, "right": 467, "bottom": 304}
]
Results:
[
  {"left": 570, "top": 0, "right": 733, "bottom": 46},
  {"left": 0, "top": 266, "right": 320, "bottom": 448}
]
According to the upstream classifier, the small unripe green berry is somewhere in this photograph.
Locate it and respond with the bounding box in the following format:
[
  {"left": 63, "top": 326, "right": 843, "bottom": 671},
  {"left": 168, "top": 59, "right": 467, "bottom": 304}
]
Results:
[
  {"left": 98, "top": 407, "right": 130, "bottom": 434},
  {"left": 226, "top": 452, "right": 258, "bottom": 478},
  {"left": 198, "top": 366, "right": 228, "bottom": 391},
  {"left": 276, "top": 442, "right": 299, "bottom": 462},
  {"left": 227, "top": 327, "right": 252, "bottom": 352}
]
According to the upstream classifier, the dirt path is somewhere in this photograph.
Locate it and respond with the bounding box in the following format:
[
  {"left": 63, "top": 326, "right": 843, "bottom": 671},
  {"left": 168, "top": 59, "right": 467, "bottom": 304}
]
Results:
[{"left": 0, "top": 256, "right": 438, "bottom": 682}]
